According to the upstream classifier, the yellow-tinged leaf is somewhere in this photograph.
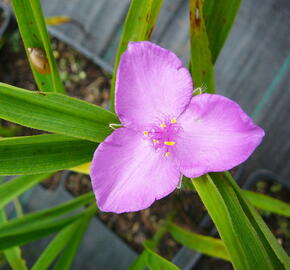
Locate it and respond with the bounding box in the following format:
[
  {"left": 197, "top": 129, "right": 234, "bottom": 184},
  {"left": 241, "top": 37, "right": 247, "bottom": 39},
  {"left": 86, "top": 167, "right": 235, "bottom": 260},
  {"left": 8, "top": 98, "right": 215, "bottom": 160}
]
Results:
[{"left": 70, "top": 162, "right": 91, "bottom": 174}]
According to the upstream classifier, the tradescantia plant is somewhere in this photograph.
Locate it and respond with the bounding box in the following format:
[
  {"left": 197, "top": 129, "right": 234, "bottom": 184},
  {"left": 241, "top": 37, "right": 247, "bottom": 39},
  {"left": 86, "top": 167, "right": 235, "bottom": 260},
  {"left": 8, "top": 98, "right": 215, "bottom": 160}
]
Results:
[{"left": 0, "top": 0, "right": 289, "bottom": 270}]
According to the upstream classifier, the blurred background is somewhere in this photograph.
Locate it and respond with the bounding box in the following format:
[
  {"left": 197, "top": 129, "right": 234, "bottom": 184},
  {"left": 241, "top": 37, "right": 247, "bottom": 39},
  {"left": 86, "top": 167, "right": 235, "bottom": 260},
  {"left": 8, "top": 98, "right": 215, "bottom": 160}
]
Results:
[{"left": 0, "top": 0, "right": 289, "bottom": 269}]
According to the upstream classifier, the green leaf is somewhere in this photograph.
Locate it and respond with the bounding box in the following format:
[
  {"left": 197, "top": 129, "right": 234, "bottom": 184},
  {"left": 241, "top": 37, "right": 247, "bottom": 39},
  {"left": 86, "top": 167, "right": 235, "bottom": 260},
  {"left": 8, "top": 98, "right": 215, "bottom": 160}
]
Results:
[
  {"left": 167, "top": 223, "right": 229, "bottom": 261},
  {"left": 144, "top": 244, "right": 180, "bottom": 270},
  {"left": 204, "top": 0, "right": 242, "bottom": 63},
  {"left": 0, "top": 83, "right": 118, "bottom": 142},
  {"left": 53, "top": 204, "right": 97, "bottom": 270},
  {"left": 128, "top": 251, "right": 148, "bottom": 270},
  {"left": 0, "top": 134, "right": 98, "bottom": 175},
  {"left": 189, "top": 0, "right": 215, "bottom": 92},
  {"left": 192, "top": 174, "right": 273, "bottom": 270},
  {"left": 0, "top": 177, "right": 27, "bottom": 270},
  {"left": 243, "top": 190, "right": 290, "bottom": 218},
  {"left": 110, "top": 0, "right": 163, "bottom": 111},
  {"left": 0, "top": 192, "right": 94, "bottom": 236},
  {"left": 225, "top": 172, "right": 290, "bottom": 269},
  {"left": 0, "top": 212, "right": 83, "bottom": 250},
  {"left": 11, "top": 0, "right": 64, "bottom": 93},
  {"left": 0, "top": 174, "right": 52, "bottom": 208},
  {"left": 31, "top": 220, "right": 81, "bottom": 270}
]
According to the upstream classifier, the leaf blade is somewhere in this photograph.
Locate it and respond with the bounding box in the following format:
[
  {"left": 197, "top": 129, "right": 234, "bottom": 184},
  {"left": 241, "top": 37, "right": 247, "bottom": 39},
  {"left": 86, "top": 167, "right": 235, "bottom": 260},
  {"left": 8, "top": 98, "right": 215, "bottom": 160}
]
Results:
[
  {"left": 204, "top": 0, "right": 242, "bottom": 63},
  {"left": 0, "top": 134, "right": 98, "bottom": 175},
  {"left": 0, "top": 83, "right": 118, "bottom": 142},
  {"left": 167, "top": 223, "right": 229, "bottom": 261},
  {"left": 243, "top": 190, "right": 290, "bottom": 218},
  {"left": 0, "top": 174, "right": 52, "bottom": 208},
  {"left": 192, "top": 174, "right": 273, "bottom": 270},
  {"left": 11, "top": 0, "right": 64, "bottom": 93},
  {"left": 189, "top": 0, "right": 215, "bottom": 92}
]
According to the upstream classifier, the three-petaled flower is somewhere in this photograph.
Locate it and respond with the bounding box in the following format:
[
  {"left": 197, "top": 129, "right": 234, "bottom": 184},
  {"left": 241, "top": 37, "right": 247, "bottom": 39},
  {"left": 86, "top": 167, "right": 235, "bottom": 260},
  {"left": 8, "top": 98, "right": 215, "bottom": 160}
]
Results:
[{"left": 90, "top": 41, "right": 264, "bottom": 213}]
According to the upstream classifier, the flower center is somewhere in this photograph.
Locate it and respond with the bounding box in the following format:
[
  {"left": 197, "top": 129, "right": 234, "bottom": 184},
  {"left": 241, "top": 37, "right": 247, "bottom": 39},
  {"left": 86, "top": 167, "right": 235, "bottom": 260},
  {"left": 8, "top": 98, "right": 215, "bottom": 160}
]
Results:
[{"left": 143, "top": 118, "right": 180, "bottom": 157}]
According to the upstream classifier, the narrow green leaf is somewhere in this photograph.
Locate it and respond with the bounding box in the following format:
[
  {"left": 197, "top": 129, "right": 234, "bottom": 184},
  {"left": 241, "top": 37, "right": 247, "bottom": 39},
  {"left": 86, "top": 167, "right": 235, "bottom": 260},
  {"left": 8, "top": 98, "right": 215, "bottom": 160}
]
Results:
[
  {"left": 128, "top": 251, "right": 148, "bottom": 270},
  {"left": 53, "top": 204, "right": 97, "bottom": 270},
  {"left": 0, "top": 212, "right": 82, "bottom": 250},
  {"left": 204, "top": 0, "right": 242, "bottom": 63},
  {"left": 243, "top": 190, "right": 290, "bottom": 218},
  {"left": 0, "top": 174, "right": 52, "bottom": 208},
  {"left": 167, "top": 223, "right": 229, "bottom": 261},
  {"left": 225, "top": 172, "right": 290, "bottom": 269},
  {"left": 144, "top": 245, "right": 180, "bottom": 270},
  {"left": 11, "top": 0, "right": 64, "bottom": 93},
  {"left": 0, "top": 134, "right": 98, "bottom": 175},
  {"left": 0, "top": 178, "right": 27, "bottom": 270},
  {"left": 0, "top": 83, "right": 118, "bottom": 142},
  {"left": 189, "top": 0, "right": 215, "bottom": 92},
  {"left": 110, "top": 0, "right": 163, "bottom": 111},
  {"left": 192, "top": 174, "right": 273, "bottom": 270},
  {"left": 31, "top": 220, "right": 81, "bottom": 270},
  {"left": 0, "top": 192, "right": 94, "bottom": 236}
]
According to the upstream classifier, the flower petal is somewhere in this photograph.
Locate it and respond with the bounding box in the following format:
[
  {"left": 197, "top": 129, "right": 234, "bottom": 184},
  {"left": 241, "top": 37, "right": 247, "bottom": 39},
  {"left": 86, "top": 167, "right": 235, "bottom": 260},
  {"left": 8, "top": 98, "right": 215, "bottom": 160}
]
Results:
[
  {"left": 174, "top": 94, "right": 265, "bottom": 177},
  {"left": 115, "top": 41, "right": 193, "bottom": 129},
  {"left": 90, "top": 128, "right": 180, "bottom": 213}
]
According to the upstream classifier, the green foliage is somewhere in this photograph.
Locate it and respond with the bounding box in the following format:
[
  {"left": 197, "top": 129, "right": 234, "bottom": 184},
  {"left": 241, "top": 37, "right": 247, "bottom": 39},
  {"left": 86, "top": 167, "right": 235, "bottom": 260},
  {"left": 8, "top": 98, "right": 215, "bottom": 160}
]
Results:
[
  {"left": 0, "top": 134, "right": 98, "bottom": 175},
  {"left": 0, "top": 0, "right": 289, "bottom": 269},
  {"left": 11, "top": 0, "right": 65, "bottom": 93},
  {"left": 0, "top": 177, "right": 27, "bottom": 270},
  {"left": 32, "top": 204, "right": 97, "bottom": 270},
  {"left": 189, "top": 0, "right": 215, "bottom": 92},
  {"left": 204, "top": 0, "right": 242, "bottom": 63},
  {"left": 0, "top": 83, "right": 118, "bottom": 142},
  {"left": 0, "top": 193, "right": 95, "bottom": 250},
  {"left": 167, "top": 223, "right": 229, "bottom": 261},
  {"left": 0, "top": 174, "right": 52, "bottom": 208},
  {"left": 243, "top": 190, "right": 290, "bottom": 218},
  {"left": 192, "top": 174, "right": 273, "bottom": 270},
  {"left": 110, "top": 0, "right": 163, "bottom": 110},
  {"left": 145, "top": 245, "right": 180, "bottom": 270},
  {"left": 53, "top": 204, "right": 97, "bottom": 270}
]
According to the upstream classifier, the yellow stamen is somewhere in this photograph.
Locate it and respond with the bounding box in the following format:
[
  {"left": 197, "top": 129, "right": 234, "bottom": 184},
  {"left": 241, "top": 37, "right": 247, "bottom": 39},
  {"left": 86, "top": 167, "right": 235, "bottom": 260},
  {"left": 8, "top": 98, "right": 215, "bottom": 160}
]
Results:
[
  {"left": 143, "top": 131, "right": 148, "bottom": 136},
  {"left": 165, "top": 152, "right": 170, "bottom": 157},
  {"left": 160, "top": 123, "right": 167, "bottom": 128},
  {"left": 153, "top": 139, "right": 159, "bottom": 143},
  {"left": 164, "top": 141, "right": 175, "bottom": 146},
  {"left": 171, "top": 118, "right": 177, "bottom": 124}
]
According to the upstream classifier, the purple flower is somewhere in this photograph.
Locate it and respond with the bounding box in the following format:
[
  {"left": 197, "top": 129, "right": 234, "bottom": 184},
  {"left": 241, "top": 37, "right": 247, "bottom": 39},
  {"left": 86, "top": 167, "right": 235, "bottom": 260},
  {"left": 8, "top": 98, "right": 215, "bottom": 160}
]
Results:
[{"left": 90, "top": 41, "right": 264, "bottom": 213}]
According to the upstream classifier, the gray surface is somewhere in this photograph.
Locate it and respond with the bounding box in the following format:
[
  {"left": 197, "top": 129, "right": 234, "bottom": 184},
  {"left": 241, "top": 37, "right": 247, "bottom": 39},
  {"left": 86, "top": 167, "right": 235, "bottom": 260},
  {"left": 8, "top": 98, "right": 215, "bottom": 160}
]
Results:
[
  {"left": 41, "top": 0, "right": 290, "bottom": 181},
  {"left": 14, "top": 184, "right": 137, "bottom": 270}
]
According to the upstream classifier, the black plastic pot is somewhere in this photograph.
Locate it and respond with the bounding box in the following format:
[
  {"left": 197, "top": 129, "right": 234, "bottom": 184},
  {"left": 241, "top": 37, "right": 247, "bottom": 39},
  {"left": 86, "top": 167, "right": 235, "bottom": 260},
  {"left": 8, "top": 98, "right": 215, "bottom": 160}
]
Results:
[{"left": 0, "top": 2, "right": 11, "bottom": 38}]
